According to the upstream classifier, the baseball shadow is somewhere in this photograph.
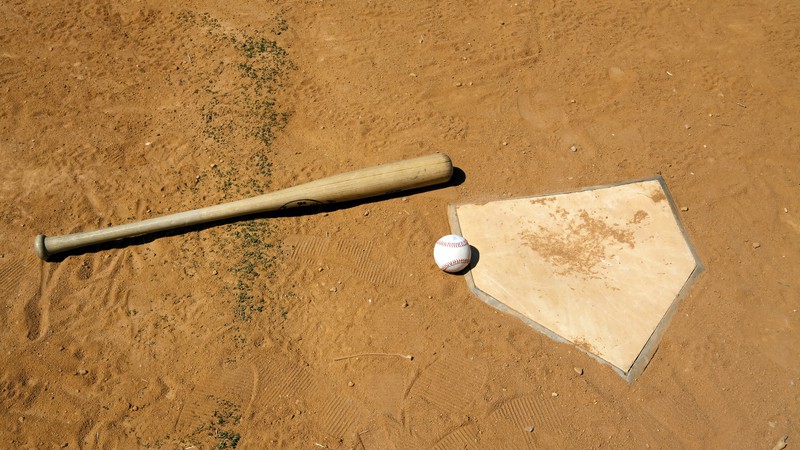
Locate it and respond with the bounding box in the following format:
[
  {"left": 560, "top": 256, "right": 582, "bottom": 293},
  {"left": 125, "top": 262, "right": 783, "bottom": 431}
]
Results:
[
  {"left": 38, "top": 167, "right": 467, "bottom": 262},
  {"left": 451, "top": 245, "right": 480, "bottom": 276}
]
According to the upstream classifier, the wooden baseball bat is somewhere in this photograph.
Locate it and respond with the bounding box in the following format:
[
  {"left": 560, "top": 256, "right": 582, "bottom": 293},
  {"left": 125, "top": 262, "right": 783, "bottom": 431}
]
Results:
[{"left": 34, "top": 153, "right": 453, "bottom": 260}]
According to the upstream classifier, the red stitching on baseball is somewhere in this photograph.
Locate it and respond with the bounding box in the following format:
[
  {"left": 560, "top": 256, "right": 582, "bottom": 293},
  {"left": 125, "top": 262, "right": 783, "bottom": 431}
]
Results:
[{"left": 441, "top": 258, "right": 470, "bottom": 270}]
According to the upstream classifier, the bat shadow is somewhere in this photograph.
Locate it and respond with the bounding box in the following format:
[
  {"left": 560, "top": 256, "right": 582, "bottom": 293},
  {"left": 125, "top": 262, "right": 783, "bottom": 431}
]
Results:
[{"left": 40, "top": 167, "right": 467, "bottom": 262}]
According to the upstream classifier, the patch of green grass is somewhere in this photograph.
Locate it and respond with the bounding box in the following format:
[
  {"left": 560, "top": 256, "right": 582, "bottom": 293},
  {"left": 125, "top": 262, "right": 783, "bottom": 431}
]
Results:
[
  {"left": 272, "top": 16, "right": 288, "bottom": 35},
  {"left": 226, "top": 219, "right": 275, "bottom": 321},
  {"left": 187, "top": 399, "right": 242, "bottom": 449},
  {"left": 185, "top": 12, "right": 293, "bottom": 322},
  {"left": 200, "top": 27, "right": 292, "bottom": 151}
]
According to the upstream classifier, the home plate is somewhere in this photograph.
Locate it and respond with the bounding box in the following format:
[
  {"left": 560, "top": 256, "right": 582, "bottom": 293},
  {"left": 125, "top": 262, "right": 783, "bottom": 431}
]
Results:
[{"left": 449, "top": 178, "right": 703, "bottom": 381}]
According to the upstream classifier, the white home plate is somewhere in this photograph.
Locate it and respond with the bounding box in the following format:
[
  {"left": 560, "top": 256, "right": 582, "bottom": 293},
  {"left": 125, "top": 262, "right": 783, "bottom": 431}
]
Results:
[{"left": 450, "top": 178, "right": 702, "bottom": 381}]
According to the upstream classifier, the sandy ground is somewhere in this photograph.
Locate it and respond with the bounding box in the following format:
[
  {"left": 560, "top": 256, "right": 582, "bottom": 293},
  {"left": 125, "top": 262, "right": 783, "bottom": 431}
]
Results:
[{"left": 1, "top": 0, "right": 799, "bottom": 448}]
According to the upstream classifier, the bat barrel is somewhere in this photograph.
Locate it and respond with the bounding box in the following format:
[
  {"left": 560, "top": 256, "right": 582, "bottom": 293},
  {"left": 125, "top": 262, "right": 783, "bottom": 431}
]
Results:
[{"left": 34, "top": 153, "right": 453, "bottom": 260}]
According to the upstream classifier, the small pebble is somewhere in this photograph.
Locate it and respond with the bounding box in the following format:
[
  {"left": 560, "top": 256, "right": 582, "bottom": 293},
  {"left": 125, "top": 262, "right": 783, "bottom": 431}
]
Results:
[
  {"left": 681, "top": 207, "right": 689, "bottom": 212},
  {"left": 752, "top": 242, "right": 761, "bottom": 249},
  {"left": 551, "top": 392, "right": 558, "bottom": 397},
  {"left": 77, "top": 369, "right": 88, "bottom": 376},
  {"left": 574, "top": 367, "right": 584, "bottom": 375},
  {"left": 329, "top": 287, "right": 337, "bottom": 293},
  {"left": 363, "top": 210, "right": 370, "bottom": 217},
  {"left": 348, "top": 381, "right": 355, "bottom": 387},
  {"left": 570, "top": 145, "right": 577, "bottom": 152},
  {"left": 524, "top": 425, "right": 534, "bottom": 433},
  {"left": 402, "top": 301, "right": 409, "bottom": 308}
]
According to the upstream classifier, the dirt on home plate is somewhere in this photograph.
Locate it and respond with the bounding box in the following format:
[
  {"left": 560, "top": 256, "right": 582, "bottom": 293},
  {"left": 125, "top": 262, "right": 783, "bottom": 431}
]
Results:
[{"left": 1, "top": 1, "right": 798, "bottom": 448}]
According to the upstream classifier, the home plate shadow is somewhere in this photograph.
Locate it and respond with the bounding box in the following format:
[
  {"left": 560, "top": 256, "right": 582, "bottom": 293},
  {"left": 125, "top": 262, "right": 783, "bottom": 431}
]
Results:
[{"left": 449, "top": 178, "right": 703, "bottom": 381}]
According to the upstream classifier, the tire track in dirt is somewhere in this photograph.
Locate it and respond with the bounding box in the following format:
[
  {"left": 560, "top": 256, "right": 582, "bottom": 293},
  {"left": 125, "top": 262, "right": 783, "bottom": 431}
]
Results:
[
  {"left": 175, "top": 347, "right": 377, "bottom": 446},
  {"left": 359, "top": 261, "right": 406, "bottom": 287},
  {"left": 369, "top": 303, "right": 416, "bottom": 351},
  {"left": 175, "top": 362, "right": 258, "bottom": 434},
  {"left": 314, "top": 393, "right": 362, "bottom": 439},
  {"left": 410, "top": 356, "right": 487, "bottom": 414},
  {"left": 363, "top": 370, "right": 408, "bottom": 418},
  {"left": 432, "top": 423, "right": 480, "bottom": 450},
  {"left": 357, "top": 427, "right": 397, "bottom": 450},
  {"left": 430, "top": 394, "right": 566, "bottom": 449},
  {"left": 0, "top": 256, "right": 38, "bottom": 331},
  {"left": 253, "top": 352, "right": 369, "bottom": 444},
  {"left": 285, "top": 234, "right": 405, "bottom": 287},
  {"left": 285, "top": 235, "right": 329, "bottom": 259},
  {"left": 335, "top": 239, "right": 374, "bottom": 269},
  {"left": 487, "top": 394, "right": 564, "bottom": 436},
  {"left": 254, "top": 354, "right": 316, "bottom": 402}
]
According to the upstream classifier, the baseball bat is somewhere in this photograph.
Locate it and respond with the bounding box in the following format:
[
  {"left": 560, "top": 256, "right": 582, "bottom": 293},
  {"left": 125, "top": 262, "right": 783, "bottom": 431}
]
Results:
[{"left": 34, "top": 153, "right": 453, "bottom": 260}]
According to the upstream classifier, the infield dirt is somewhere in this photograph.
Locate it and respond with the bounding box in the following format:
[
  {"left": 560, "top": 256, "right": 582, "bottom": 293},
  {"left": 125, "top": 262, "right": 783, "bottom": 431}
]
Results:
[{"left": 1, "top": 1, "right": 798, "bottom": 448}]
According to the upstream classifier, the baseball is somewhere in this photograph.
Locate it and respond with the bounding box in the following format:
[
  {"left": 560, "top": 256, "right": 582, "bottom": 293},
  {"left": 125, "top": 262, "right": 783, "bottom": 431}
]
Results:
[{"left": 434, "top": 234, "right": 472, "bottom": 273}]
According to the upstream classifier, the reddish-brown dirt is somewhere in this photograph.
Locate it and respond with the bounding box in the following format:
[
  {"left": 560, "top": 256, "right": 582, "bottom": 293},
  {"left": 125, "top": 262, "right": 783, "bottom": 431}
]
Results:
[{"left": 1, "top": 1, "right": 798, "bottom": 448}]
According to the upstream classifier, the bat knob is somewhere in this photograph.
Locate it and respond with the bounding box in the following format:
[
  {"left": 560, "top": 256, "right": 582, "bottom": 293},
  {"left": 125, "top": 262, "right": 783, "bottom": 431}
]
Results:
[{"left": 34, "top": 235, "right": 50, "bottom": 261}]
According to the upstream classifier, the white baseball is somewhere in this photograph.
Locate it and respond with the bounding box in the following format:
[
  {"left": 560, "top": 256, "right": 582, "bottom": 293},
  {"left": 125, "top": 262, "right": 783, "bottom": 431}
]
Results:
[{"left": 433, "top": 234, "right": 471, "bottom": 273}]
